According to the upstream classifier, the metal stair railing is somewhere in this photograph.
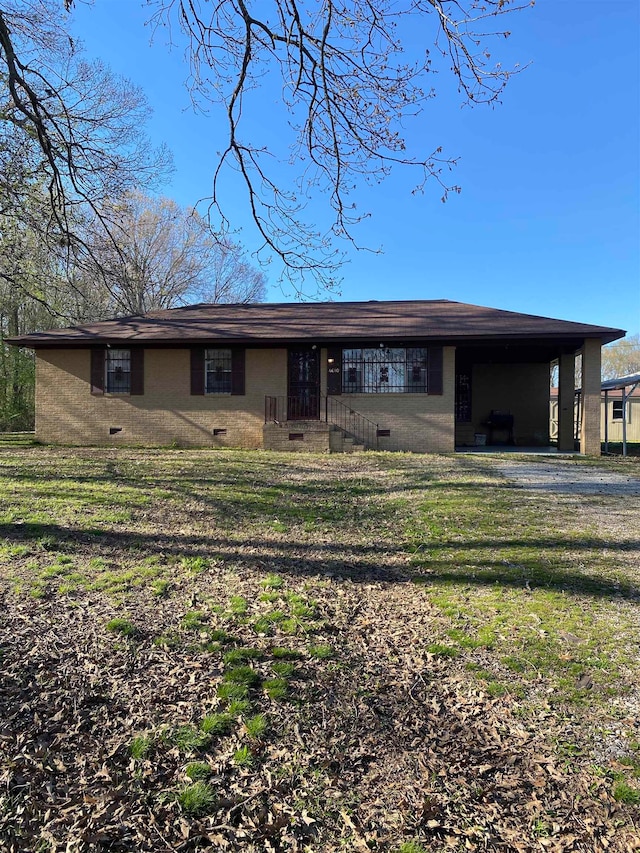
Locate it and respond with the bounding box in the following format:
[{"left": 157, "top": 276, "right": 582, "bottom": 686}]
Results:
[
  {"left": 265, "top": 395, "right": 380, "bottom": 449},
  {"left": 323, "top": 396, "right": 379, "bottom": 449}
]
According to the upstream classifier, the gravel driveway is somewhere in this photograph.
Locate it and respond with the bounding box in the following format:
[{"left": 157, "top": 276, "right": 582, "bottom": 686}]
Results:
[{"left": 486, "top": 457, "right": 640, "bottom": 497}]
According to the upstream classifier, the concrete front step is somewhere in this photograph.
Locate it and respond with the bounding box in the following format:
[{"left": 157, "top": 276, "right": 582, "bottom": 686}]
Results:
[{"left": 263, "top": 421, "right": 366, "bottom": 453}]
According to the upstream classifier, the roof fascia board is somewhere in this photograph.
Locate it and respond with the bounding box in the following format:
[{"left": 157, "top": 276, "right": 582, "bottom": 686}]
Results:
[{"left": 8, "top": 332, "right": 622, "bottom": 349}]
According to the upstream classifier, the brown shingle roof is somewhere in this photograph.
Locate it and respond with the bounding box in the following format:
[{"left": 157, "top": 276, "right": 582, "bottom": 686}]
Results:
[{"left": 7, "top": 299, "right": 625, "bottom": 347}]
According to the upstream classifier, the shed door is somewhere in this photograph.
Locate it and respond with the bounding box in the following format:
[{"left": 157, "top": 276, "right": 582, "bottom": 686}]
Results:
[{"left": 288, "top": 348, "right": 320, "bottom": 420}]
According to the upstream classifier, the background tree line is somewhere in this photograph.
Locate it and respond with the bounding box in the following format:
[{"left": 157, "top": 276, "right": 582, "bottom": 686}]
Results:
[
  {"left": 0, "top": 188, "right": 267, "bottom": 429},
  {"left": 0, "top": 2, "right": 274, "bottom": 430},
  {"left": 0, "top": 1, "right": 273, "bottom": 429}
]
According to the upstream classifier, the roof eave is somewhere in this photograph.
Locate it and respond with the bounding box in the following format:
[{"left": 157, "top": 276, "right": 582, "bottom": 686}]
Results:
[{"left": 9, "top": 333, "right": 625, "bottom": 349}]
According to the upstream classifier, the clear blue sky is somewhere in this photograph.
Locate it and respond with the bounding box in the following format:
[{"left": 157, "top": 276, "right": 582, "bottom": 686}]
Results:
[{"left": 69, "top": 0, "right": 639, "bottom": 336}]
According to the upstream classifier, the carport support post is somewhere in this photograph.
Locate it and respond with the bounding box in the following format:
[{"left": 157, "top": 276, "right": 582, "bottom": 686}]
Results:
[
  {"left": 557, "top": 352, "right": 576, "bottom": 452},
  {"left": 580, "top": 338, "right": 602, "bottom": 456}
]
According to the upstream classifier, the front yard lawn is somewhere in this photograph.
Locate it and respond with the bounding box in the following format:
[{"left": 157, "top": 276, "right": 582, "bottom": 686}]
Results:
[{"left": 0, "top": 447, "right": 639, "bottom": 852}]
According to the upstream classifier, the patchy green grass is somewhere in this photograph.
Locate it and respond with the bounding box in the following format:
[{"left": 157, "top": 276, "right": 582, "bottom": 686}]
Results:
[
  {"left": 184, "top": 761, "right": 212, "bottom": 781},
  {"left": 222, "top": 665, "right": 261, "bottom": 688},
  {"left": 105, "top": 617, "right": 137, "bottom": 637},
  {"left": 177, "top": 781, "right": 216, "bottom": 815},
  {"left": 200, "top": 713, "right": 234, "bottom": 736},
  {"left": 612, "top": 781, "right": 640, "bottom": 805},
  {"left": 232, "top": 745, "right": 253, "bottom": 767},
  {"left": 216, "top": 682, "right": 249, "bottom": 702},
  {"left": 171, "top": 725, "right": 210, "bottom": 754},
  {"left": 129, "top": 735, "right": 153, "bottom": 760},
  {"left": 0, "top": 447, "right": 639, "bottom": 852},
  {"left": 181, "top": 610, "right": 206, "bottom": 631},
  {"left": 308, "top": 644, "right": 334, "bottom": 660},
  {"left": 263, "top": 677, "right": 288, "bottom": 701},
  {"left": 244, "top": 713, "right": 268, "bottom": 740}
]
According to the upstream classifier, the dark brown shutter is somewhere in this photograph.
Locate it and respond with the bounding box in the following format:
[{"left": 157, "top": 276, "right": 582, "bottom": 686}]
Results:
[
  {"left": 191, "top": 347, "right": 205, "bottom": 395},
  {"left": 90, "top": 347, "right": 105, "bottom": 395},
  {"left": 427, "top": 346, "right": 443, "bottom": 395},
  {"left": 130, "top": 348, "right": 144, "bottom": 395},
  {"left": 326, "top": 347, "right": 342, "bottom": 395},
  {"left": 231, "top": 348, "right": 245, "bottom": 395}
]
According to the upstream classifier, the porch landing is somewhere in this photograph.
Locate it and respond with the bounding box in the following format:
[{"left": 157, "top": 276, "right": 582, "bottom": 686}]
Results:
[
  {"left": 263, "top": 421, "right": 365, "bottom": 453},
  {"left": 456, "top": 445, "right": 580, "bottom": 455}
]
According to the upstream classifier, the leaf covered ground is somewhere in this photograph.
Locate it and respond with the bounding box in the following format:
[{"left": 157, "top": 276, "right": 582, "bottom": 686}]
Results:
[{"left": 0, "top": 447, "right": 639, "bottom": 852}]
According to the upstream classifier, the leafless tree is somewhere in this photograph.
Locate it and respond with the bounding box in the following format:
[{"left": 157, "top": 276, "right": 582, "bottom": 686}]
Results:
[
  {"left": 77, "top": 191, "right": 267, "bottom": 316},
  {"left": 2, "top": 0, "right": 531, "bottom": 295},
  {"left": 602, "top": 335, "right": 640, "bottom": 381},
  {"left": 0, "top": 0, "right": 171, "bottom": 301}
]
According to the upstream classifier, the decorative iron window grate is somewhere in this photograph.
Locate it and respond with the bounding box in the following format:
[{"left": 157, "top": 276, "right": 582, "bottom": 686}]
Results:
[
  {"left": 205, "top": 349, "right": 232, "bottom": 394},
  {"left": 342, "top": 348, "right": 428, "bottom": 393},
  {"left": 106, "top": 349, "right": 131, "bottom": 393},
  {"left": 455, "top": 372, "right": 471, "bottom": 422}
]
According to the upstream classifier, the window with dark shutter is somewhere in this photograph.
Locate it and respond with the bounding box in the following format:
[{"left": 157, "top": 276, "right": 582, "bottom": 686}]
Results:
[
  {"left": 190, "top": 347, "right": 205, "bottom": 395},
  {"left": 105, "top": 349, "right": 131, "bottom": 393},
  {"left": 130, "top": 349, "right": 144, "bottom": 395},
  {"left": 231, "top": 348, "right": 245, "bottom": 395},
  {"left": 90, "top": 348, "right": 105, "bottom": 395},
  {"left": 192, "top": 347, "right": 245, "bottom": 395},
  {"left": 427, "top": 346, "right": 443, "bottom": 395},
  {"left": 205, "top": 349, "right": 232, "bottom": 393}
]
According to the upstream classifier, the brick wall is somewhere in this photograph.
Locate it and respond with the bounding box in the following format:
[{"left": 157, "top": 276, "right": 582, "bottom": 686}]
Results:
[
  {"left": 35, "top": 345, "right": 456, "bottom": 452},
  {"left": 263, "top": 422, "right": 335, "bottom": 453},
  {"left": 36, "top": 348, "right": 287, "bottom": 448},
  {"left": 322, "top": 346, "right": 456, "bottom": 453}
]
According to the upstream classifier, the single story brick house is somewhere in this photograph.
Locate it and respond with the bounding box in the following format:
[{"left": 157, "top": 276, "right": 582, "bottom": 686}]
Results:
[{"left": 8, "top": 300, "right": 624, "bottom": 454}]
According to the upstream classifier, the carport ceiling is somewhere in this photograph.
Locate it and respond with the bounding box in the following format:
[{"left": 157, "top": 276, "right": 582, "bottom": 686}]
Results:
[{"left": 455, "top": 342, "right": 579, "bottom": 365}]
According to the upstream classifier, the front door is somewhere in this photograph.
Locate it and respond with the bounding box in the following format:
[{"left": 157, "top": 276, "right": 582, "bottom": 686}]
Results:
[{"left": 288, "top": 348, "right": 320, "bottom": 420}]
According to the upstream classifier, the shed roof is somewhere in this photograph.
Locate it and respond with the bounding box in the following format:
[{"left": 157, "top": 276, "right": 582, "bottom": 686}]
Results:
[
  {"left": 601, "top": 372, "right": 640, "bottom": 392},
  {"left": 8, "top": 299, "right": 625, "bottom": 347}
]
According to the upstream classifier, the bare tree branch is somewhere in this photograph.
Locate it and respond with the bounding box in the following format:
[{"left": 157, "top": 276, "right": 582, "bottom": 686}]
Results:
[
  {"left": 145, "top": 0, "right": 531, "bottom": 293},
  {"left": 1, "top": 0, "right": 531, "bottom": 298},
  {"left": 0, "top": 0, "right": 172, "bottom": 308}
]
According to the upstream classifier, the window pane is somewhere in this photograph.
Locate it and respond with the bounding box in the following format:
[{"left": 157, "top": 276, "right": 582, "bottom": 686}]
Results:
[
  {"left": 205, "top": 348, "right": 232, "bottom": 394},
  {"left": 106, "top": 349, "right": 130, "bottom": 393}
]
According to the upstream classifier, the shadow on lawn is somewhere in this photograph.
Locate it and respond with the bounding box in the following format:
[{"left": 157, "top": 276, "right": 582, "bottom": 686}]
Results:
[{"left": 2, "top": 521, "right": 639, "bottom": 604}]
